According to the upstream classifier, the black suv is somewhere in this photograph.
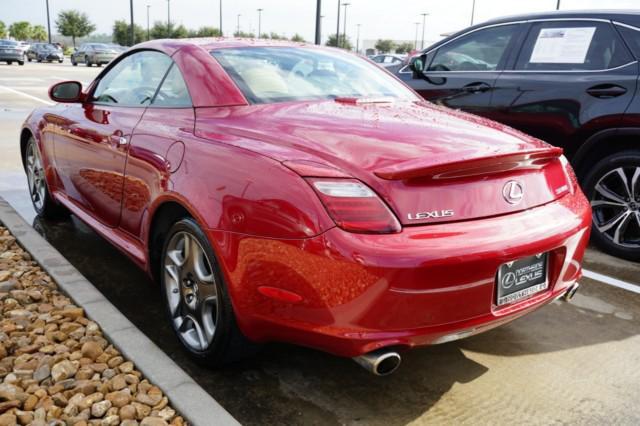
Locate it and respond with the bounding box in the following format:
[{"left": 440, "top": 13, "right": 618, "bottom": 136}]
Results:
[{"left": 399, "top": 10, "right": 640, "bottom": 261}]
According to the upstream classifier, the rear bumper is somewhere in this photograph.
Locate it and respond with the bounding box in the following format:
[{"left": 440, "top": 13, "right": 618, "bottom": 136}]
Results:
[
  {"left": 0, "top": 53, "right": 23, "bottom": 61},
  {"left": 208, "top": 190, "right": 591, "bottom": 357}
]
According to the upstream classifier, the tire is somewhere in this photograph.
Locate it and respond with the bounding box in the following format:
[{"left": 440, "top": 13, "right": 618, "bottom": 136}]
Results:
[
  {"left": 71, "top": 59, "right": 77, "bottom": 66},
  {"left": 583, "top": 150, "right": 640, "bottom": 261},
  {"left": 85, "top": 56, "right": 91, "bottom": 67},
  {"left": 58, "top": 59, "right": 63, "bottom": 63},
  {"left": 97, "top": 62, "right": 102, "bottom": 67},
  {"left": 160, "top": 218, "right": 258, "bottom": 366},
  {"left": 28, "top": 57, "right": 32, "bottom": 62},
  {"left": 18, "top": 61, "right": 24, "bottom": 66},
  {"left": 24, "top": 137, "right": 70, "bottom": 220},
  {"left": 6, "top": 61, "right": 11, "bottom": 65},
  {"left": 37, "top": 58, "right": 42, "bottom": 63}
]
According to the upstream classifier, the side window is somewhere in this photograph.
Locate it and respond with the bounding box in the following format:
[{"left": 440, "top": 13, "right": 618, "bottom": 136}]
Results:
[
  {"left": 515, "top": 21, "right": 632, "bottom": 71},
  {"left": 617, "top": 25, "right": 640, "bottom": 59},
  {"left": 429, "top": 24, "right": 518, "bottom": 71},
  {"left": 152, "top": 64, "right": 192, "bottom": 107},
  {"left": 92, "top": 51, "right": 172, "bottom": 106}
]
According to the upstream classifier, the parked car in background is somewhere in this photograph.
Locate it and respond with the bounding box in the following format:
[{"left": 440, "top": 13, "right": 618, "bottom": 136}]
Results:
[
  {"left": 0, "top": 39, "right": 25, "bottom": 65},
  {"left": 370, "top": 53, "right": 406, "bottom": 68},
  {"left": 400, "top": 10, "right": 640, "bottom": 261},
  {"left": 20, "top": 39, "right": 590, "bottom": 374},
  {"left": 26, "top": 43, "right": 63, "bottom": 63},
  {"left": 70, "top": 43, "right": 120, "bottom": 67},
  {"left": 17, "top": 41, "right": 30, "bottom": 58}
]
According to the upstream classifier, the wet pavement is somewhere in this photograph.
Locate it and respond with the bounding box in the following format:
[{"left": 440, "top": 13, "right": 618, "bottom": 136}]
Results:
[{"left": 2, "top": 62, "right": 640, "bottom": 425}]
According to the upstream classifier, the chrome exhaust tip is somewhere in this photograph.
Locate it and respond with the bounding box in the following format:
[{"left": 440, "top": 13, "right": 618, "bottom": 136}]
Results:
[
  {"left": 353, "top": 350, "right": 401, "bottom": 376},
  {"left": 563, "top": 282, "right": 580, "bottom": 302}
]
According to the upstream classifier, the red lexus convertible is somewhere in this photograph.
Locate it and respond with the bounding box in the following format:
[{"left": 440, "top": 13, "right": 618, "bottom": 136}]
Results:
[{"left": 21, "top": 39, "right": 591, "bottom": 375}]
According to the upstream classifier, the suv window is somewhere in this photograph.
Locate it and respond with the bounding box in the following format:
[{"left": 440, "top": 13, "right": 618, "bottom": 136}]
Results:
[
  {"left": 92, "top": 51, "right": 172, "bottom": 106},
  {"left": 152, "top": 64, "right": 192, "bottom": 107},
  {"left": 616, "top": 25, "right": 640, "bottom": 59},
  {"left": 429, "top": 24, "right": 518, "bottom": 71},
  {"left": 515, "top": 21, "right": 632, "bottom": 71}
]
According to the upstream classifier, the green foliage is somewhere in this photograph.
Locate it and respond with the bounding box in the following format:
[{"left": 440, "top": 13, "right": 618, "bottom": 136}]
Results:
[
  {"left": 290, "top": 34, "right": 306, "bottom": 43},
  {"left": 30, "top": 25, "right": 48, "bottom": 41},
  {"left": 375, "top": 39, "right": 396, "bottom": 53},
  {"left": 395, "top": 42, "right": 414, "bottom": 54},
  {"left": 56, "top": 10, "right": 95, "bottom": 47},
  {"left": 0, "top": 21, "right": 7, "bottom": 39},
  {"left": 269, "top": 32, "right": 286, "bottom": 40},
  {"left": 233, "top": 31, "right": 256, "bottom": 38},
  {"left": 325, "top": 34, "right": 352, "bottom": 50},
  {"left": 195, "top": 26, "right": 222, "bottom": 37},
  {"left": 150, "top": 21, "right": 189, "bottom": 39},
  {"left": 9, "top": 21, "right": 31, "bottom": 40},
  {"left": 112, "top": 20, "right": 145, "bottom": 46}
]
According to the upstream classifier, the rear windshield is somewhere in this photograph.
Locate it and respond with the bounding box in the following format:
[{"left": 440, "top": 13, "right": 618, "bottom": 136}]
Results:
[
  {"left": 0, "top": 40, "right": 18, "bottom": 47},
  {"left": 211, "top": 47, "right": 417, "bottom": 104}
]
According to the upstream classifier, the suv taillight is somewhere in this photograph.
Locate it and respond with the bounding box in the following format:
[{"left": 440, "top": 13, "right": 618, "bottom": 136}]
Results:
[{"left": 307, "top": 178, "right": 401, "bottom": 234}]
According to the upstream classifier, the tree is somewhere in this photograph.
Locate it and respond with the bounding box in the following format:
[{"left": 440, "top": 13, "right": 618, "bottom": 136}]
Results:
[
  {"left": 150, "top": 21, "right": 188, "bottom": 39},
  {"left": 56, "top": 10, "right": 95, "bottom": 47},
  {"left": 233, "top": 30, "right": 255, "bottom": 38},
  {"left": 269, "top": 32, "right": 285, "bottom": 40},
  {"left": 30, "top": 25, "right": 48, "bottom": 41},
  {"left": 375, "top": 39, "right": 396, "bottom": 53},
  {"left": 325, "top": 34, "right": 352, "bottom": 50},
  {"left": 395, "top": 42, "right": 414, "bottom": 54},
  {"left": 112, "top": 20, "right": 145, "bottom": 46},
  {"left": 0, "top": 21, "right": 7, "bottom": 39},
  {"left": 195, "top": 26, "right": 221, "bottom": 37},
  {"left": 290, "top": 34, "right": 306, "bottom": 42},
  {"left": 9, "top": 21, "right": 31, "bottom": 40}
]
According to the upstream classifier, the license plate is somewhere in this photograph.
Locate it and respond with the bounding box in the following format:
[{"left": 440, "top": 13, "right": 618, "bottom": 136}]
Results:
[{"left": 496, "top": 253, "right": 548, "bottom": 306}]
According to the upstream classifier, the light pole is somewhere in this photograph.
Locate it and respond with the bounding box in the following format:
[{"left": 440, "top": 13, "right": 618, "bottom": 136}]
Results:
[
  {"left": 414, "top": 22, "right": 420, "bottom": 50},
  {"left": 556, "top": 0, "right": 561, "bottom": 10},
  {"left": 420, "top": 13, "right": 429, "bottom": 50},
  {"left": 146, "top": 5, "right": 151, "bottom": 40},
  {"left": 342, "top": 2, "right": 350, "bottom": 49},
  {"left": 356, "top": 23, "right": 361, "bottom": 54},
  {"left": 336, "top": 0, "right": 341, "bottom": 47},
  {"left": 257, "top": 8, "right": 263, "bottom": 38},
  {"left": 167, "top": 0, "right": 171, "bottom": 36},
  {"left": 315, "top": 0, "right": 322, "bottom": 45},
  {"left": 45, "top": 0, "right": 52, "bottom": 44},
  {"left": 236, "top": 14, "right": 241, "bottom": 35},
  {"left": 471, "top": 0, "right": 476, "bottom": 25},
  {"left": 129, "top": 0, "right": 134, "bottom": 46},
  {"left": 220, "top": 0, "right": 223, "bottom": 35}
]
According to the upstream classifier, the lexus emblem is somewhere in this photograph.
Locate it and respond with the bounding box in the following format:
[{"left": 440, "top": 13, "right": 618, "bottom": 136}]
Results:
[
  {"left": 502, "top": 180, "right": 524, "bottom": 204},
  {"left": 501, "top": 272, "right": 517, "bottom": 289}
]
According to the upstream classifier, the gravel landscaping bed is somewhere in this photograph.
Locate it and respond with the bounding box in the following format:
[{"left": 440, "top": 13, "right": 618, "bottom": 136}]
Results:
[{"left": 0, "top": 224, "right": 186, "bottom": 426}]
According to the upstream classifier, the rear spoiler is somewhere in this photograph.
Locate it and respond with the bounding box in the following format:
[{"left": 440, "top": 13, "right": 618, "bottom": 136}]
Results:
[{"left": 374, "top": 147, "right": 564, "bottom": 180}]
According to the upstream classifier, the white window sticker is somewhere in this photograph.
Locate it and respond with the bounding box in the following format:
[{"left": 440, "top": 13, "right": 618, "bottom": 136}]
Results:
[{"left": 529, "top": 27, "right": 596, "bottom": 64}]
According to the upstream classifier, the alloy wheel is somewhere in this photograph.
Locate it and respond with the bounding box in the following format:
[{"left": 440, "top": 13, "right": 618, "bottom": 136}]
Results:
[
  {"left": 26, "top": 142, "right": 46, "bottom": 212},
  {"left": 163, "top": 231, "right": 219, "bottom": 352},
  {"left": 591, "top": 166, "right": 640, "bottom": 248}
]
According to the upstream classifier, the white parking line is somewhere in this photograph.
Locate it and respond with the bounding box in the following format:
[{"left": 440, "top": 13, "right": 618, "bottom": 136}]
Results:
[
  {"left": 583, "top": 269, "right": 640, "bottom": 294},
  {"left": 0, "top": 85, "right": 54, "bottom": 105}
]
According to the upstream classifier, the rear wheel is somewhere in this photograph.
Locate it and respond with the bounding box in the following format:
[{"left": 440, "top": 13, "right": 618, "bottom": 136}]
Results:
[
  {"left": 160, "top": 218, "right": 257, "bottom": 366},
  {"left": 27, "top": 57, "right": 32, "bottom": 62},
  {"left": 85, "top": 56, "right": 91, "bottom": 67},
  {"left": 25, "top": 137, "right": 69, "bottom": 219},
  {"left": 584, "top": 150, "right": 640, "bottom": 261}
]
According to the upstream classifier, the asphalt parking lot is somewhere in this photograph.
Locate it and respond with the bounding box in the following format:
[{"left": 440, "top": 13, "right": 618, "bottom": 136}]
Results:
[{"left": 1, "top": 61, "right": 640, "bottom": 425}]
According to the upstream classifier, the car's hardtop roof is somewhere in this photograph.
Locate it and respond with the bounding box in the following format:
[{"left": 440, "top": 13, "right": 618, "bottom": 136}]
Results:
[{"left": 426, "top": 9, "right": 640, "bottom": 52}]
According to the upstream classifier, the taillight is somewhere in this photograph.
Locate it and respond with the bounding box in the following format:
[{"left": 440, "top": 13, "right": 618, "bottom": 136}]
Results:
[
  {"left": 307, "top": 178, "right": 401, "bottom": 234},
  {"left": 559, "top": 155, "right": 576, "bottom": 195}
]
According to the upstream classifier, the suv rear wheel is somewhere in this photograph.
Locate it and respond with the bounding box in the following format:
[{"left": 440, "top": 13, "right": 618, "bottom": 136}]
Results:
[
  {"left": 584, "top": 150, "right": 640, "bottom": 261},
  {"left": 160, "top": 218, "right": 257, "bottom": 366}
]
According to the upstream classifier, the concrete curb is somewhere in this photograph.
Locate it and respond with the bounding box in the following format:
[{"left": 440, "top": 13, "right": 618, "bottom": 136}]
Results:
[{"left": 0, "top": 197, "right": 239, "bottom": 426}]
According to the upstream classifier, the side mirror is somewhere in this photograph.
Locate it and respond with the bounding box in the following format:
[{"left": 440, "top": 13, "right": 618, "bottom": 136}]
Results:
[
  {"left": 409, "top": 56, "right": 424, "bottom": 74},
  {"left": 49, "top": 81, "right": 83, "bottom": 103}
]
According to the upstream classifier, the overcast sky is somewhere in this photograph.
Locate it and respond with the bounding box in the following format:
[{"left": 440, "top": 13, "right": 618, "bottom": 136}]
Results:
[{"left": 3, "top": 0, "right": 640, "bottom": 44}]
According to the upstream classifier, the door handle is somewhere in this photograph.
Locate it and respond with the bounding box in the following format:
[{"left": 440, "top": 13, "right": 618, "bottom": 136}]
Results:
[
  {"left": 462, "top": 82, "right": 491, "bottom": 93},
  {"left": 109, "top": 131, "right": 128, "bottom": 147},
  {"left": 586, "top": 84, "right": 627, "bottom": 98}
]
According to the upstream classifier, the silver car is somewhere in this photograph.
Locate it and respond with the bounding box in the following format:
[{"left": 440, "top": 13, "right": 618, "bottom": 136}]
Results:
[{"left": 71, "top": 43, "right": 119, "bottom": 67}]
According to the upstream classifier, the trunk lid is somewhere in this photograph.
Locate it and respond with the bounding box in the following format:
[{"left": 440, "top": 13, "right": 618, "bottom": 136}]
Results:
[{"left": 195, "top": 100, "right": 570, "bottom": 225}]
